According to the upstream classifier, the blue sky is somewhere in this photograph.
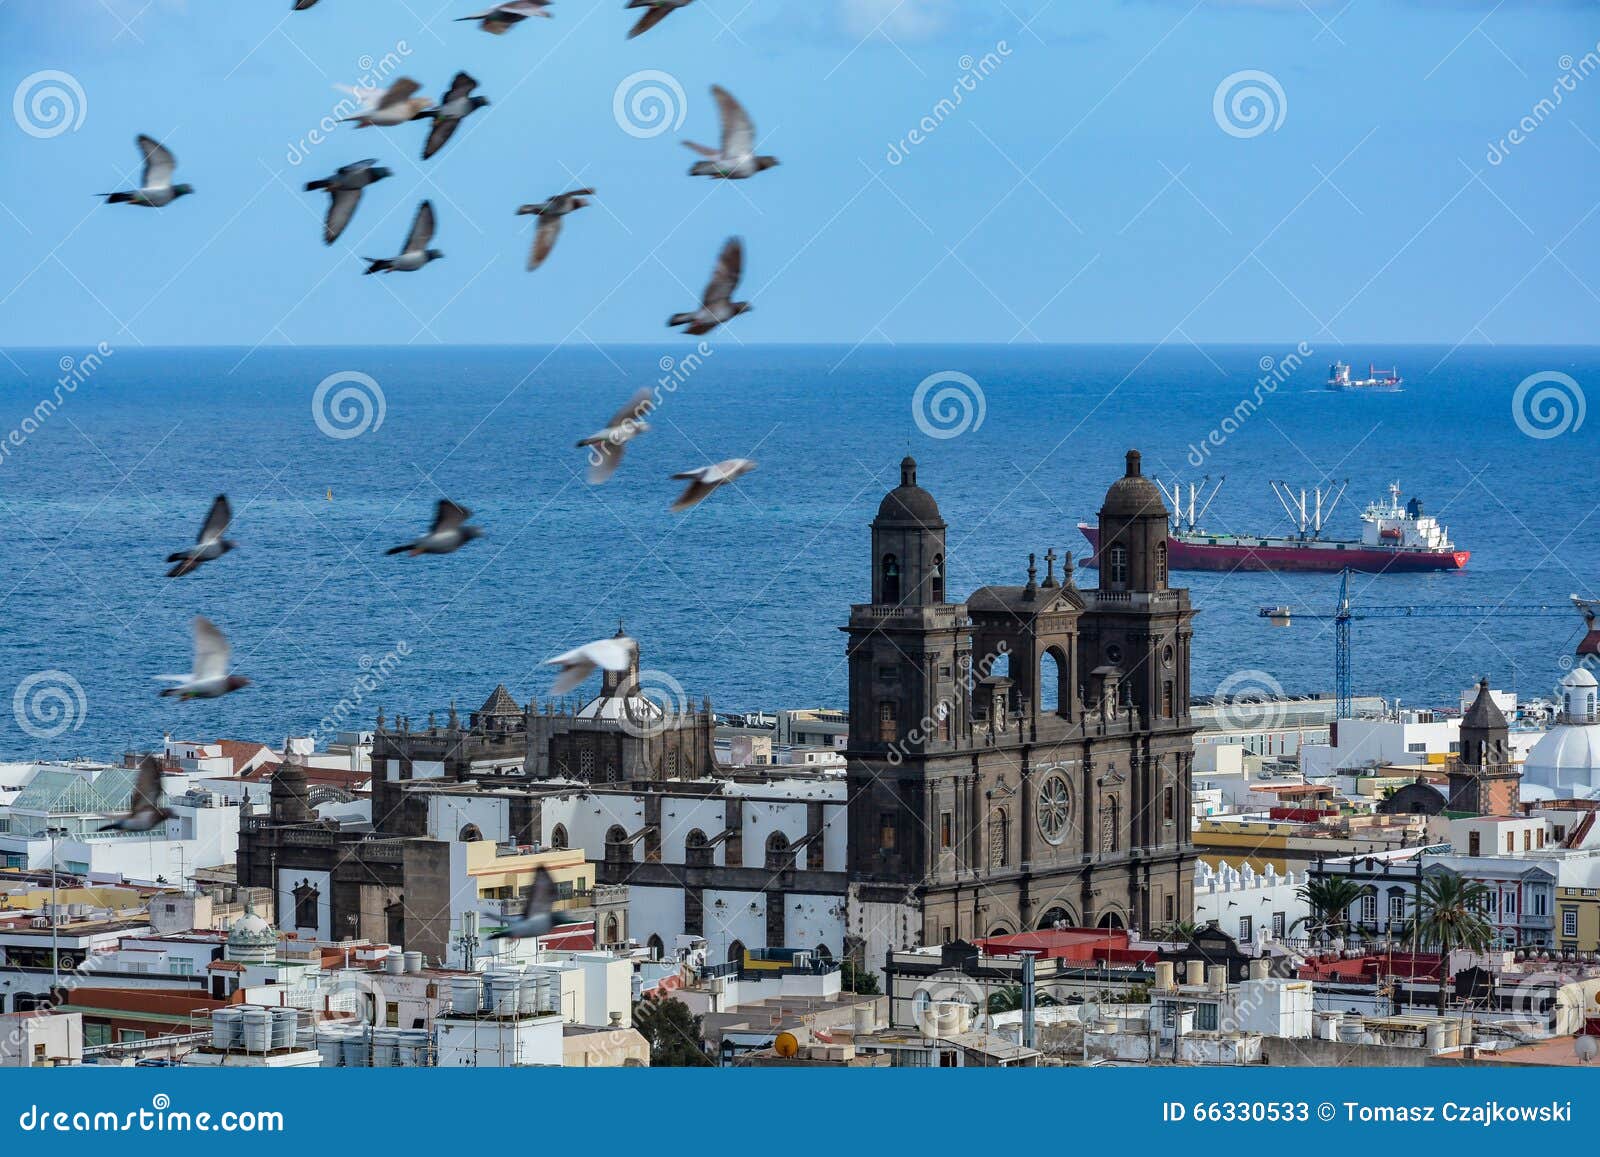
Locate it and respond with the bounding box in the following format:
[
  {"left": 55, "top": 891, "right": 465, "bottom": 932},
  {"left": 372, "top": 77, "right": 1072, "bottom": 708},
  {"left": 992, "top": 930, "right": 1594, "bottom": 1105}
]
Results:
[{"left": 1, "top": 0, "right": 1597, "bottom": 347}]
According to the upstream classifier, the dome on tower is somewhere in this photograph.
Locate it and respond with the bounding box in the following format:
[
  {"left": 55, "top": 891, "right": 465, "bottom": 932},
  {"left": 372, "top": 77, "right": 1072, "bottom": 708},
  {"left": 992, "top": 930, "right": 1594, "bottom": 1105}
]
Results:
[
  {"left": 876, "top": 457, "right": 944, "bottom": 526},
  {"left": 225, "top": 896, "right": 279, "bottom": 963},
  {"left": 1100, "top": 450, "right": 1168, "bottom": 519}
]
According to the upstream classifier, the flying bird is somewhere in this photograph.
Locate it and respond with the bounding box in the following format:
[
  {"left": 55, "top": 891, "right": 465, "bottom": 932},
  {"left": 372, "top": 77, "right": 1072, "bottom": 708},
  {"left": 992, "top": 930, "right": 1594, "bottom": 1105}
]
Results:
[
  {"left": 363, "top": 200, "right": 443, "bottom": 274},
  {"left": 165, "top": 495, "right": 237, "bottom": 578},
  {"left": 576, "top": 388, "right": 654, "bottom": 483},
  {"left": 294, "top": 1, "right": 320, "bottom": 9},
  {"left": 385, "top": 499, "right": 482, "bottom": 556},
  {"left": 670, "top": 459, "right": 757, "bottom": 512},
  {"left": 685, "top": 86, "right": 778, "bottom": 180},
  {"left": 668, "top": 236, "right": 750, "bottom": 335},
  {"left": 457, "top": 1, "right": 552, "bottom": 32},
  {"left": 516, "top": 188, "right": 592, "bottom": 271},
  {"left": 304, "top": 159, "right": 392, "bottom": 245},
  {"left": 342, "top": 77, "right": 433, "bottom": 128},
  {"left": 486, "top": 867, "right": 575, "bottom": 940},
  {"left": 423, "top": 72, "right": 490, "bottom": 160},
  {"left": 545, "top": 635, "right": 637, "bottom": 695},
  {"left": 156, "top": 617, "right": 251, "bottom": 700},
  {"left": 101, "top": 135, "right": 194, "bottom": 207},
  {"left": 99, "top": 756, "right": 174, "bottom": 833},
  {"left": 625, "top": 0, "right": 692, "bottom": 38}
]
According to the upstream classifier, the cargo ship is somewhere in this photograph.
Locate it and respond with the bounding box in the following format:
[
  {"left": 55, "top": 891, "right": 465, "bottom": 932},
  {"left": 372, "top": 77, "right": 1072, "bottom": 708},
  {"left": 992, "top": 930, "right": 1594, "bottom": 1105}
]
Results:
[
  {"left": 1328, "top": 361, "right": 1402, "bottom": 391},
  {"left": 1078, "top": 478, "right": 1469, "bottom": 574}
]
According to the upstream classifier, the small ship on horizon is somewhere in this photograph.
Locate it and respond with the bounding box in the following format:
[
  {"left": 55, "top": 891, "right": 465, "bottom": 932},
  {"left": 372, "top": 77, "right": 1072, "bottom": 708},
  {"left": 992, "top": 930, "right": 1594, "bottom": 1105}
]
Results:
[{"left": 1328, "top": 361, "right": 1403, "bottom": 391}]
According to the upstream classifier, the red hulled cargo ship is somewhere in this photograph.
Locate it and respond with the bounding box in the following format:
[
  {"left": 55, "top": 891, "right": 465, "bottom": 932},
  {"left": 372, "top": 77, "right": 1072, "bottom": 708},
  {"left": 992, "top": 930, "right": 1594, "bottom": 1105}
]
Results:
[{"left": 1079, "top": 479, "right": 1469, "bottom": 574}]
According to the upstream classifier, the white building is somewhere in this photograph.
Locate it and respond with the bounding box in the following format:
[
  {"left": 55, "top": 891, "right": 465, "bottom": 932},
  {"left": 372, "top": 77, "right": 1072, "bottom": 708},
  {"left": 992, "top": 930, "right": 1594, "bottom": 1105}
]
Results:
[{"left": 1192, "top": 860, "right": 1308, "bottom": 947}]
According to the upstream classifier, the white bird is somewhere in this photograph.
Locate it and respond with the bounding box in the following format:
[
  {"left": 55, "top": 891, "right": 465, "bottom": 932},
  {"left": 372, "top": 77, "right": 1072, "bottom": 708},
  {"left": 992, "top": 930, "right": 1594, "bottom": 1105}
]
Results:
[
  {"left": 99, "top": 756, "right": 174, "bottom": 832},
  {"left": 670, "top": 459, "right": 757, "bottom": 512},
  {"left": 102, "top": 135, "right": 194, "bottom": 208},
  {"left": 457, "top": 1, "right": 552, "bottom": 33},
  {"left": 576, "top": 388, "right": 654, "bottom": 483},
  {"left": 165, "top": 495, "right": 237, "bottom": 578},
  {"left": 385, "top": 499, "right": 482, "bottom": 556},
  {"left": 668, "top": 236, "right": 750, "bottom": 335},
  {"left": 685, "top": 86, "right": 778, "bottom": 180},
  {"left": 363, "top": 200, "right": 443, "bottom": 274},
  {"left": 156, "top": 617, "right": 251, "bottom": 700},
  {"left": 342, "top": 77, "right": 433, "bottom": 128},
  {"left": 545, "top": 635, "right": 637, "bottom": 695},
  {"left": 486, "top": 867, "right": 575, "bottom": 940}
]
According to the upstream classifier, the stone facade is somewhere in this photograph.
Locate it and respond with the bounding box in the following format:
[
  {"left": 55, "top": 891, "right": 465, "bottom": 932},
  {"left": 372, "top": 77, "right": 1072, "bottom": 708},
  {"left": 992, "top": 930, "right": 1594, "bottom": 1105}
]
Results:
[{"left": 845, "top": 452, "right": 1197, "bottom": 969}]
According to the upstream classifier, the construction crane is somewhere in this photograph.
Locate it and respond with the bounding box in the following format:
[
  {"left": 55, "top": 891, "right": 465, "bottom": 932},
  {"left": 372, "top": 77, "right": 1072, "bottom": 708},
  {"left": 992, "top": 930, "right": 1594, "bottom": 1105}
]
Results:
[{"left": 1258, "top": 569, "right": 1595, "bottom": 719}]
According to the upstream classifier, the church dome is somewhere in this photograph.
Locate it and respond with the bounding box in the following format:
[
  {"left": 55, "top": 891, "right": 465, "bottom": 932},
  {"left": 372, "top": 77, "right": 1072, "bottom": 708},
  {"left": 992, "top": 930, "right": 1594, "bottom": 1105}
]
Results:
[
  {"left": 875, "top": 457, "right": 944, "bottom": 526},
  {"left": 1100, "top": 450, "right": 1168, "bottom": 519},
  {"left": 1522, "top": 669, "right": 1600, "bottom": 797},
  {"left": 225, "top": 897, "right": 279, "bottom": 962}
]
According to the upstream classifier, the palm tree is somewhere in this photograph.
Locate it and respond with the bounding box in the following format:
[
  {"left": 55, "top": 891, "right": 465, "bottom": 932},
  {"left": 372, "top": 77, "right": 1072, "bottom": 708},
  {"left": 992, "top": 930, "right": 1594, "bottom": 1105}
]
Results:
[
  {"left": 1411, "top": 872, "right": 1494, "bottom": 1013},
  {"left": 1291, "top": 876, "right": 1368, "bottom": 945},
  {"left": 1154, "top": 920, "right": 1201, "bottom": 943}
]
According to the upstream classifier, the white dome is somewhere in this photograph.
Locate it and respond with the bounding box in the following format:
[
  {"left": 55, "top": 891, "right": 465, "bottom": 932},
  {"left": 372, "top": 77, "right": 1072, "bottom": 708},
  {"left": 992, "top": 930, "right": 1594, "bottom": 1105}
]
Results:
[
  {"left": 1524, "top": 720, "right": 1600, "bottom": 797},
  {"left": 1564, "top": 667, "right": 1598, "bottom": 690}
]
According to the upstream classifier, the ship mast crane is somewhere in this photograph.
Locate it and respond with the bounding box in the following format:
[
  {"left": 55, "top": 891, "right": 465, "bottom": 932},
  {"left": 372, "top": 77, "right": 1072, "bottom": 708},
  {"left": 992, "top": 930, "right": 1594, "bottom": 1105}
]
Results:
[
  {"left": 1160, "top": 475, "right": 1225, "bottom": 534},
  {"left": 1259, "top": 569, "right": 1585, "bottom": 719},
  {"left": 1269, "top": 479, "right": 1348, "bottom": 541}
]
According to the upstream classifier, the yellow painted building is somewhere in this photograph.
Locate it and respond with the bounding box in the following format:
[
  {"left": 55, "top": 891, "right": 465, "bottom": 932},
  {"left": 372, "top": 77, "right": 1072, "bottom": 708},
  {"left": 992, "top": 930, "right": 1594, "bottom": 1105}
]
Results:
[
  {"left": 1556, "top": 886, "right": 1600, "bottom": 953},
  {"left": 466, "top": 844, "right": 593, "bottom": 913}
]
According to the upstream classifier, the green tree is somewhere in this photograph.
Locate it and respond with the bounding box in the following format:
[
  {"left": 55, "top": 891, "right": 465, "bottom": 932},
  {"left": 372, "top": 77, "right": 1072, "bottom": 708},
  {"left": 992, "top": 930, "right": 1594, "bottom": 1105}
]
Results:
[
  {"left": 1410, "top": 872, "right": 1494, "bottom": 1012},
  {"left": 840, "top": 959, "right": 881, "bottom": 995},
  {"left": 1291, "top": 876, "right": 1369, "bottom": 944},
  {"left": 1154, "top": 920, "right": 1201, "bottom": 942},
  {"left": 632, "top": 996, "right": 712, "bottom": 1067}
]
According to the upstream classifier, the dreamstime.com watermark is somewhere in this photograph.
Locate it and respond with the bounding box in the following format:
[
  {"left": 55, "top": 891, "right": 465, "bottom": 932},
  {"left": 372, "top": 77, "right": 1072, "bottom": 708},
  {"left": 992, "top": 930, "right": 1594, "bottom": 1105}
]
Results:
[
  {"left": 313, "top": 370, "right": 386, "bottom": 440},
  {"left": 885, "top": 643, "right": 1010, "bottom": 766},
  {"left": 12, "top": 670, "right": 88, "bottom": 740},
  {"left": 15, "top": 1096, "right": 284, "bottom": 1134},
  {"left": 13, "top": 69, "right": 87, "bottom": 139},
  {"left": 1487, "top": 42, "right": 1600, "bottom": 165},
  {"left": 585, "top": 342, "right": 714, "bottom": 472},
  {"left": 1188, "top": 342, "right": 1312, "bottom": 467},
  {"left": 613, "top": 69, "right": 687, "bottom": 139},
  {"left": 0, "top": 343, "right": 114, "bottom": 469},
  {"left": 886, "top": 42, "right": 1012, "bottom": 165},
  {"left": 311, "top": 641, "right": 412, "bottom": 744},
  {"left": 912, "top": 370, "right": 986, "bottom": 440},
  {"left": 1511, "top": 370, "right": 1585, "bottom": 440},
  {"left": 1213, "top": 70, "right": 1287, "bottom": 139},
  {"left": 285, "top": 42, "right": 414, "bottom": 166}
]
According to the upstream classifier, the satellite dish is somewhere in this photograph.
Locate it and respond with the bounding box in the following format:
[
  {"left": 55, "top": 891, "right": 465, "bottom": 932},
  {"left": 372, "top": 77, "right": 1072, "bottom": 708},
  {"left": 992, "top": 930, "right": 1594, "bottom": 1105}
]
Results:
[
  {"left": 774, "top": 1031, "right": 800, "bottom": 1058},
  {"left": 1575, "top": 1036, "right": 1598, "bottom": 1064}
]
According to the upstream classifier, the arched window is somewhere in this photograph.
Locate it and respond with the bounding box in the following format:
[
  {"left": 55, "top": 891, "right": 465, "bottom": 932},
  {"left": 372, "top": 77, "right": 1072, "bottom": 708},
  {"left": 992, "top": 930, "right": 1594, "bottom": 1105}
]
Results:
[
  {"left": 989, "top": 808, "right": 1010, "bottom": 869},
  {"left": 549, "top": 823, "right": 568, "bottom": 850},
  {"left": 765, "top": 831, "right": 793, "bottom": 872},
  {"left": 1155, "top": 540, "right": 1168, "bottom": 586},
  {"left": 881, "top": 554, "right": 901, "bottom": 605},
  {"left": 685, "top": 828, "right": 711, "bottom": 867},
  {"left": 815, "top": 943, "right": 834, "bottom": 961},
  {"left": 646, "top": 933, "right": 665, "bottom": 959},
  {"left": 727, "top": 938, "right": 746, "bottom": 965},
  {"left": 458, "top": 823, "right": 483, "bottom": 842},
  {"left": 1096, "top": 910, "right": 1125, "bottom": 930},
  {"left": 603, "top": 913, "right": 620, "bottom": 944},
  {"left": 878, "top": 700, "right": 897, "bottom": 742},
  {"left": 930, "top": 554, "right": 944, "bottom": 604},
  {"left": 1038, "top": 906, "right": 1072, "bottom": 930},
  {"left": 1040, "top": 648, "right": 1066, "bottom": 714},
  {"left": 1107, "top": 544, "right": 1128, "bottom": 586},
  {"left": 605, "top": 824, "right": 632, "bottom": 863}
]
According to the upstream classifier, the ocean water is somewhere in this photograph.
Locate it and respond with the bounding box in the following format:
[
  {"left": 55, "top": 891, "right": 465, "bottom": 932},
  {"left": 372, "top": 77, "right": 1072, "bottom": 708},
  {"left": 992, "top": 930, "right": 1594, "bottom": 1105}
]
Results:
[{"left": 0, "top": 342, "right": 1594, "bottom": 760}]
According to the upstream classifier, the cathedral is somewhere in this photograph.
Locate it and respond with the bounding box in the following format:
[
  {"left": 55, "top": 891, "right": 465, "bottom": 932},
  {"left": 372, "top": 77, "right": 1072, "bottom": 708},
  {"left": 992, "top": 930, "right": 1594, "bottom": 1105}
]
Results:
[{"left": 844, "top": 451, "right": 1197, "bottom": 966}]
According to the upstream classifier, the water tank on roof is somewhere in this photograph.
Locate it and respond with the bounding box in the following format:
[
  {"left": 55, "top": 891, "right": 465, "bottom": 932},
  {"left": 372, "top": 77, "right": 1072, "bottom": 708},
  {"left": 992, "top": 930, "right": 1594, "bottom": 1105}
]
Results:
[
  {"left": 240, "top": 1007, "right": 272, "bottom": 1053},
  {"left": 450, "top": 976, "right": 481, "bottom": 1016},
  {"left": 211, "top": 1006, "right": 241, "bottom": 1050},
  {"left": 271, "top": 1007, "right": 298, "bottom": 1050},
  {"left": 403, "top": 950, "right": 423, "bottom": 975}
]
